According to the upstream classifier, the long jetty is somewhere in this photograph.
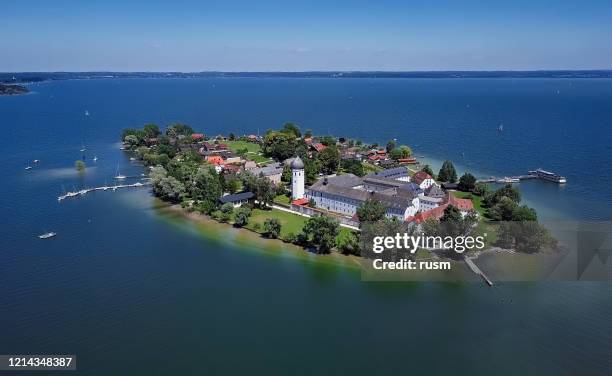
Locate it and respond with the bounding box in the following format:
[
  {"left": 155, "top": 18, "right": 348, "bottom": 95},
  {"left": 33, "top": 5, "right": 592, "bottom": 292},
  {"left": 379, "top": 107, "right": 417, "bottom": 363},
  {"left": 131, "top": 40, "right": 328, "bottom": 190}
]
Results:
[
  {"left": 58, "top": 181, "right": 151, "bottom": 201},
  {"left": 464, "top": 256, "right": 494, "bottom": 286},
  {"left": 477, "top": 174, "right": 537, "bottom": 184}
]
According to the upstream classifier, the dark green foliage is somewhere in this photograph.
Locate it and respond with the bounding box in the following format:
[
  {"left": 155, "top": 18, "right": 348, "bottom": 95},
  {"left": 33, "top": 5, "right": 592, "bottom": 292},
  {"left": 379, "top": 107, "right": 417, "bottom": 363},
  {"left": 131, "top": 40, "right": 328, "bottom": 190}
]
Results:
[
  {"left": 420, "top": 164, "right": 434, "bottom": 177},
  {"left": 281, "top": 122, "right": 301, "bottom": 138},
  {"left": 386, "top": 139, "right": 396, "bottom": 153},
  {"left": 340, "top": 159, "right": 365, "bottom": 177},
  {"left": 458, "top": 172, "right": 476, "bottom": 191},
  {"left": 438, "top": 160, "right": 457, "bottom": 183},
  {"left": 234, "top": 207, "right": 252, "bottom": 227},
  {"left": 317, "top": 146, "right": 340, "bottom": 175},
  {"left": 264, "top": 218, "right": 282, "bottom": 239},
  {"left": 337, "top": 231, "right": 360, "bottom": 256},
  {"left": 356, "top": 199, "right": 386, "bottom": 224},
  {"left": 301, "top": 215, "right": 340, "bottom": 254}
]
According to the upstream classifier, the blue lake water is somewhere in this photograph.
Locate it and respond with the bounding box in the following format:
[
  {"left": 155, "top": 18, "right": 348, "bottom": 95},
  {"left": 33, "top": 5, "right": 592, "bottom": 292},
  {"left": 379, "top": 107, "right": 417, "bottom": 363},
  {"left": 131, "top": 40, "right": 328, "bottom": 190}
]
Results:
[{"left": 1, "top": 78, "right": 611, "bottom": 375}]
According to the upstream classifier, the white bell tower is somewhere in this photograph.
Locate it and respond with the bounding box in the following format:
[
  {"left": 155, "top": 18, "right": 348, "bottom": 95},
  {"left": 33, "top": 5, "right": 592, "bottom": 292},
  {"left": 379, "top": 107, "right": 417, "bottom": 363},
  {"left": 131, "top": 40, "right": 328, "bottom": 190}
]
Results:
[{"left": 291, "top": 157, "right": 305, "bottom": 200}]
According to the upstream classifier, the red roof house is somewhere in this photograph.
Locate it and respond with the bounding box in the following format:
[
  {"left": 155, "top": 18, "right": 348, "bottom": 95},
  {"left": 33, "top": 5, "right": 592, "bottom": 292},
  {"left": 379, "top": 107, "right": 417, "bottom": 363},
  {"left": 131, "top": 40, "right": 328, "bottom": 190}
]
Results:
[
  {"left": 206, "top": 156, "right": 225, "bottom": 165},
  {"left": 191, "top": 133, "right": 205, "bottom": 141},
  {"left": 412, "top": 171, "right": 433, "bottom": 185}
]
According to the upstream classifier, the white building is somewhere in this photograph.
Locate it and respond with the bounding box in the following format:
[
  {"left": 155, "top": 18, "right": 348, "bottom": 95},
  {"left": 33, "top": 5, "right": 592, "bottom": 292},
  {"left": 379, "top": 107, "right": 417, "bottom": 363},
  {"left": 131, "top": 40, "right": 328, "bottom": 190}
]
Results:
[
  {"left": 291, "top": 156, "right": 305, "bottom": 200},
  {"left": 411, "top": 171, "right": 437, "bottom": 190}
]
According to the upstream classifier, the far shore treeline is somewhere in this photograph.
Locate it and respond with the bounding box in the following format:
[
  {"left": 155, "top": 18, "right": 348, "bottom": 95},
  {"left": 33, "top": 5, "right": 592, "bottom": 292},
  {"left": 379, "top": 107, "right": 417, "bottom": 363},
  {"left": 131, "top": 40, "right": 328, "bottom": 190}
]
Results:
[{"left": 121, "top": 122, "right": 557, "bottom": 257}]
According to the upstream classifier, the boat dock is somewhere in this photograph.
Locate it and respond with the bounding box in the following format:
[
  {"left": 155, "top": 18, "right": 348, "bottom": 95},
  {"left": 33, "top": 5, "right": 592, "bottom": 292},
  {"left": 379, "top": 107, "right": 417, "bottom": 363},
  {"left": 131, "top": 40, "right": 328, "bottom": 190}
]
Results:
[
  {"left": 464, "top": 256, "right": 493, "bottom": 286},
  {"left": 477, "top": 168, "right": 566, "bottom": 184},
  {"left": 477, "top": 174, "right": 537, "bottom": 183},
  {"left": 58, "top": 181, "right": 151, "bottom": 201}
]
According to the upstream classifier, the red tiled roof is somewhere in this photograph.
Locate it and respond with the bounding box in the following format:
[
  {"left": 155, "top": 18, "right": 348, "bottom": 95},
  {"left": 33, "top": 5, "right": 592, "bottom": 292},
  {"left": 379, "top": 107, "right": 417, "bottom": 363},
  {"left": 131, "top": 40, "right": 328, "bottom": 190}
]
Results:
[
  {"left": 448, "top": 195, "right": 474, "bottom": 211},
  {"left": 312, "top": 143, "right": 326, "bottom": 152},
  {"left": 407, "top": 204, "right": 448, "bottom": 223},
  {"left": 292, "top": 198, "right": 309, "bottom": 206},
  {"left": 412, "top": 171, "right": 433, "bottom": 184},
  {"left": 206, "top": 156, "right": 224, "bottom": 165},
  {"left": 191, "top": 133, "right": 205, "bottom": 140}
]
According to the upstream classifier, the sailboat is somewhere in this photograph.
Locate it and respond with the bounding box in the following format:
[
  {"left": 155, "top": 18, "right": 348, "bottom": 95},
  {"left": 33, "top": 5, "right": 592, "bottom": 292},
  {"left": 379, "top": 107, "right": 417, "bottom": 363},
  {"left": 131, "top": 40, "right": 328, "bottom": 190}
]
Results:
[
  {"left": 80, "top": 142, "right": 87, "bottom": 152},
  {"left": 114, "top": 163, "right": 126, "bottom": 180},
  {"left": 85, "top": 110, "right": 90, "bottom": 116},
  {"left": 498, "top": 124, "right": 504, "bottom": 132},
  {"left": 93, "top": 156, "right": 98, "bottom": 162},
  {"left": 25, "top": 165, "right": 33, "bottom": 170}
]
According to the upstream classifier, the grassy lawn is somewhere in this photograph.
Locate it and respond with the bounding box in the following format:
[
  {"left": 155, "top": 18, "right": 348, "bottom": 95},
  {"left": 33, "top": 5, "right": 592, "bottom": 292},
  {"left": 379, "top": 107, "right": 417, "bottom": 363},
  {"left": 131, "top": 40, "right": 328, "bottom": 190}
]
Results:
[
  {"left": 226, "top": 140, "right": 273, "bottom": 165},
  {"left": 450, "top": 191, "right": 500, "bottom": 246},
  {"left": 274, "top": 194, "right": 291, "bottom": 206},
  {"left": 244, "top": 208, "right": 307, "bottom": 238},
  {"left": 226, "top": 140, "right": 261, "bottom": 153}
]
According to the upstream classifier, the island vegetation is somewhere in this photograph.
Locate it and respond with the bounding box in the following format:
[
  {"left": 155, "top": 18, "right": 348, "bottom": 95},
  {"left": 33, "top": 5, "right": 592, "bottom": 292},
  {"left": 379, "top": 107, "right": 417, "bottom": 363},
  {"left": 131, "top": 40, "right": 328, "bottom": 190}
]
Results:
[
  {"left": 0, "top": 83, "right": 29, "bottom": 96},
  {"left": 120, "top": 121, "right": 558, "bottom": 259}
]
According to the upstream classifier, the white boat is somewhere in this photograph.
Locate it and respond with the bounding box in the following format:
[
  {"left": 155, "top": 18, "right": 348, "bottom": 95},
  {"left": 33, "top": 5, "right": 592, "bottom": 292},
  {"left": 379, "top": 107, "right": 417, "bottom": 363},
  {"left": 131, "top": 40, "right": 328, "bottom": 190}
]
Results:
[
  {"left": 529, "top": 169, "right": 567, "bottom": 184},
  {"left": 25, "top": 166, "right": 33, "bottom": 170},
  {"left": 130, "top": 157, "right": 136, "bottom": 161},
  {"left": 85, "top": 110, "right": 90, "bottom": 116},
  {"left": 38, "top": 232, "right": 57, "bottom": 239},
  {"left": 33, "top": 159, "right": 40, "bottom": 163},
  {"left": 496, "top": 177, "right": 520, "bottom": 184},
  {"left": 498, "top": 124, "right": 504, "bottom": 132},
  {"left": 93, "top": 156, "right": 98, "bottom": 162}
]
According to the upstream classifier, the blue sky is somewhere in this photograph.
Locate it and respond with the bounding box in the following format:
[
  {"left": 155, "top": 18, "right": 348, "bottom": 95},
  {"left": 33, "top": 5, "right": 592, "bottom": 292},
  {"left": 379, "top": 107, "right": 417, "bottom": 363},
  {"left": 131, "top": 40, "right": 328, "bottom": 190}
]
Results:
[{"left": 2, "top": 0, "right": 611, "bottom": 71}]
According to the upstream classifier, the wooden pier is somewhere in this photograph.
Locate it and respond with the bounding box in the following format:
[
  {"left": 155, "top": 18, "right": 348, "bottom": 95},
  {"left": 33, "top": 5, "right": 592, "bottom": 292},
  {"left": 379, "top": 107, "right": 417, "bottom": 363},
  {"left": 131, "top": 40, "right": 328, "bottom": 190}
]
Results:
[
  {"left": 464, "top": 256, "right": 493, "bottom": 286},
  {"left": 477, "top": 174, "right": 537, "bottom": 184},
  {"left": 58, "top": 181, "right": 151, "bottom": 201}
]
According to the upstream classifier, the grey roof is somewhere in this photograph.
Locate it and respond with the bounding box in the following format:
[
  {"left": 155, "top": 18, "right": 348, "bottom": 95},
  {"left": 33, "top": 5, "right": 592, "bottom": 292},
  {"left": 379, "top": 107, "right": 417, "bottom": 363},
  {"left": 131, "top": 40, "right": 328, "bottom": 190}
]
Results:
[
  {"left": 366, "top": 166, "right": 408, "bottom": 179},
  {"left": 308, "top": 182, "right": 412, "bottom": 211},
  {"left": 363, "top": 176, "right": 406, "bottom": 189},
  {"left": 251, "top": 163, "right": 283, "bottom": 177},
  {"left": 425, "top": 184, "right": 446, "bottom": 198},
  {"left": 310, "top": 173, "right": 363, "bottom": 189},
  {"left": 219, "top": 191, "right": 254, "bottom": 203}
]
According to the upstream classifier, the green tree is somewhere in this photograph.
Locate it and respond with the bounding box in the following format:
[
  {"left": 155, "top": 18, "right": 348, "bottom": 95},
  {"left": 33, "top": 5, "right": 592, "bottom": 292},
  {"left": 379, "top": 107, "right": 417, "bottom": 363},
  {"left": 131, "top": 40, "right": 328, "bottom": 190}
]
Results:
[
  {"left": 264, "top": 218, "right": 282, "bottom": 239},
  {"left": 304, "top": 129, "right": 313, "bottom": 138},
  {"left": 337, "top": 231, "right": 360, "bottom": 255},
  {"left": 143, "top": 123, "right": 161, "bottom": 138},
  {"left": 226, "top": 179, "right": 240, "bottom": 194},
  {"left": 458, "top": 172, "right": 476, "bottom": 191},
  {"left": 304, "top": 159, "right": 321, "bottom": 185},
  {"left": 281, "top": 164, "right": 292, "bottom": 183},
  {"left": 301, "top": 215, "right": 340, "bottom": 254},
  {"left": 356, "top": 199, "right": 386, "bottom": 224},
  {"left": 308, "top": 198, "right": 316, "bottom": 208},
  {"left": 386, "top": 139, "right": 397, "bottom": 153},
  {"left": 124, "top": 134, "right": 139, "bottom": 148},
  {"left": 473, "top": 182, "right": 489, "bottom": 196},
  {"left": 420, "top": 165, "right": 434, "bottom": 177},
  {"left": 281, "top": 122, "right": 301, "bottom": 138},
  {"left": 254, "top": 175, "right": 275, "bottom": 208},
  {"left": 318, "top": 145, "right": 340, "bottom": 175},
  {"left": 234, "top": 207, "right": 252, "bottom": 227},
  {"left": 489, "top": 196, "right": 519, "bottom": 221},
  {"left": 75, "top": 160, "right": 86, "bottom": 171},
  {"left": 166, "top": 123, "right": 194, "bottom": 138},
  {"left": 228, "top": 132, "right": 236, "bottom": 141},
  {"left": 150, "top": 166, "right": 186, "bottom": 203},
  {"left": 191, "top": 166, "right": 222, "bottom": 209},
  {"left": 438, "top": 160, "right": 457, "bottom": 183},
  {"left": 262, "top": 131, "right": 301, "bottom": 161},
  {"left": 340, "top": 159, "right": 365, "bottom": 177}
]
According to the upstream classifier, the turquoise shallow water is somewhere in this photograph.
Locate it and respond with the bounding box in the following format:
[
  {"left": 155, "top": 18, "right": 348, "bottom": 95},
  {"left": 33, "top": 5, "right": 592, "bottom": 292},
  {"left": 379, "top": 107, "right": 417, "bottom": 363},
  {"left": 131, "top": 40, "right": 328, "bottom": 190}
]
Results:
[{"left": 1, "top": 78, "right": 611, "bottom": 375}]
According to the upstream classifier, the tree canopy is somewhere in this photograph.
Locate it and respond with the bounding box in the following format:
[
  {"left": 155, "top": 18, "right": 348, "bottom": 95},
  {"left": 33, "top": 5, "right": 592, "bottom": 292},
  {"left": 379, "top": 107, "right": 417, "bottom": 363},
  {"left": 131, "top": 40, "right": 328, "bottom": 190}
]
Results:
[{"left": 438, "top": 160, "right": 457, "bottom": 183}]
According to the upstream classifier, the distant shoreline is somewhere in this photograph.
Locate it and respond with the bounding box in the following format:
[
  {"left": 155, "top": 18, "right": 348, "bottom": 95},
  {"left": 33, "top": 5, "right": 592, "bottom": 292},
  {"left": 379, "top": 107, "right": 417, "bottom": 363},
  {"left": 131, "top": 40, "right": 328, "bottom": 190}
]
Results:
[{"left": 3, "top": 70, "right": 612, "bottom": 84}]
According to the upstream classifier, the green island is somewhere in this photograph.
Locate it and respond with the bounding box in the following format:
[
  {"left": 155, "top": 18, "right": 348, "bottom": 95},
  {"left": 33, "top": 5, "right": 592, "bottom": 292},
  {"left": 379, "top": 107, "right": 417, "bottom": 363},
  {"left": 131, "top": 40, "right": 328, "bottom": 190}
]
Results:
[{"left": 121, "top": 122, "right": 558, "bottom": 262}]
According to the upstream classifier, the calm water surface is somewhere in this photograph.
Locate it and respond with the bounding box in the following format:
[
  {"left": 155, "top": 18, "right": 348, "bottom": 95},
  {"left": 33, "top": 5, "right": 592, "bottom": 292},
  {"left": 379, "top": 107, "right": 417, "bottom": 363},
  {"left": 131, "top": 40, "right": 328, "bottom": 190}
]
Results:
[{"left": 1, "top": 78, "right": 611, "bottom": 375}]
